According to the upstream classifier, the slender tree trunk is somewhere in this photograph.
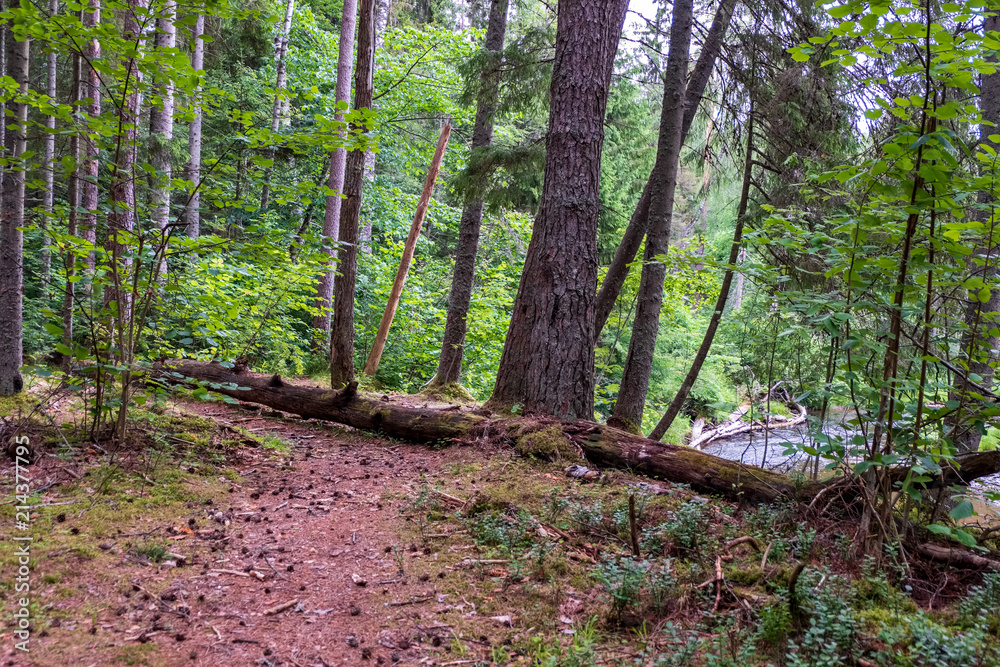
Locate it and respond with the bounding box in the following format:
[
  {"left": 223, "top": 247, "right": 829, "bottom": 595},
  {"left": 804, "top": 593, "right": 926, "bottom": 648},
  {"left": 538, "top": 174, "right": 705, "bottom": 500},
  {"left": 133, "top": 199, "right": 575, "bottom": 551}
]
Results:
[
  {"left": 312, "top": 0, "right": 358, "bottom": 339},
  {"left": 485, "top": 0, "right": 629, "bottom": 421},
  {"left": 260, "top": 0, "right": 296, "bottom": 210},
  {"left": 732, "top": 247, "right": 745, "bottom": 311},
  {"left": 430, "top": 0, "right": 508, "bottom": 388},
  {"left": 185, "top": 13, "right": 205, "bottom": 238},
  {"left": 42, "top": 0, "right": 58, "bottom": 288},
  {"left": 107, "top": 0, "right": 148, "bottom": 326},
  {"left": 607, "top": 0, "right": 693, "bottom": 433},
  {"left": 81, "top": 0, "right": 101, "bottom": 281},
  {"left": 0, "top": 0, "right": 6, "bottom": 191},
  {"left": 62, "top": 51, "right": 83, "bottom": 362},
  {"left": 0, "top": 26, "right": 28, "bottom": 396},
  {"left": 330, "top": 0, "right": 376, "bottom": 388},
  {"left": 649, "top": 108, "right": 755, "bottom": 441},
  {"left": 358, "top": 0, "right": 389, "bottom": 253},
  {"left": 364, "top": 122, "right": 451, "bottom": 376},
  {"left": 593, "top": 0, "right": 736, "bottom": 342},
  {"left": 150, "top": 0, "right": 177, "bottom": 278},
  {"left": 949, "top": 12, "right": 1000, "bottom": 453}
]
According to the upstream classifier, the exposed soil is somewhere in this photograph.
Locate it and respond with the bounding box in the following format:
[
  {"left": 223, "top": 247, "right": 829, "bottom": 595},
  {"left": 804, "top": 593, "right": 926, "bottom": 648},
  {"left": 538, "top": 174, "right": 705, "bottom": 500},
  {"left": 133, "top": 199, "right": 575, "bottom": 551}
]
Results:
[
  {"left": 4, "top": 391, "right": 1000, "bottom": 667},
  {"left": 0, "top": 399, "right": 527, "bottom": 667}
]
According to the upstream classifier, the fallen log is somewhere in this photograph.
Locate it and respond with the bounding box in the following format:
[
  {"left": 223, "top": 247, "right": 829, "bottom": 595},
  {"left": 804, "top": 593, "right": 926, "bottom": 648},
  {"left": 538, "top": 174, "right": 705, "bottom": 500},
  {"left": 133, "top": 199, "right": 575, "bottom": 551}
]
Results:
[{"left": 160, "top": 360, "right": 1000, "bottom": 504}]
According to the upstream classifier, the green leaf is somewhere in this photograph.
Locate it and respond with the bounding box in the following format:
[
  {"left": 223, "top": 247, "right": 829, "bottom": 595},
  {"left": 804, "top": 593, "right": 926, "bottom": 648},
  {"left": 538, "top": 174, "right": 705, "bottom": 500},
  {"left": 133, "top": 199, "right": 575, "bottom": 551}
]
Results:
[
  {"left": 926, "top": 524, "right": 951, "bottom": 535},
  {"left": 949, "top": 499, "right": 975, "bottom": 520},
  {"left": 952, "top": 529, "right": 979, "bottom": 548}
]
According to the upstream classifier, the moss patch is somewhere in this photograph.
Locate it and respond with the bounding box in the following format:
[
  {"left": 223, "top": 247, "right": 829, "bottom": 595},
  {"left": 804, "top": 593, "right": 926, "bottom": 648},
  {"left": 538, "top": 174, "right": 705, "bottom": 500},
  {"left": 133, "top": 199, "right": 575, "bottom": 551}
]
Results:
[{"left": 513, "top": 424, "right": 580, "bottom": 462}]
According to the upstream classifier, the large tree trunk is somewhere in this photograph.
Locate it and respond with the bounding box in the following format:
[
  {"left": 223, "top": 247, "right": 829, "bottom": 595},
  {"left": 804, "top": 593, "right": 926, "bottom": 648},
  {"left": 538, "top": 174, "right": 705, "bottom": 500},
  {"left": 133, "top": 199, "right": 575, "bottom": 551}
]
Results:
[
  {"left": 312, "top": 0, "right": 359, "bottom": 339},
  {"left": 608, "top": 0, "right": 693, "bottom": 432},
  {"left": 948, "top": 12, "right": 1000, "bottom": 453},
  {"left": 81, "top": 0, "right": 101, "bottom": 281},
  {"left": 330, "top": 0, "right": 376, "bottom": 388},
  {"left": 185, "top": 12, "right": 205, "bottom": 238},
  {"left": 0, "top": 23, "right": 28, "bottom": 397},
  {"left": 593, "top": 0, "right": 736, "bottom": 342},
  {"left": 486, "top": 0, "right": 630, "bottom": 421},
  {"left": 150, "top": 0, "right": 177, "bottom": 278},
  {"left": 260, "top": 0, "right": 296, "bottom": 210},
  {"left": 162, "top": 360, "right": 1000, "bottom": 505},
  {"left": 430, "top": 0, "right": 508, "bottom": 388}
]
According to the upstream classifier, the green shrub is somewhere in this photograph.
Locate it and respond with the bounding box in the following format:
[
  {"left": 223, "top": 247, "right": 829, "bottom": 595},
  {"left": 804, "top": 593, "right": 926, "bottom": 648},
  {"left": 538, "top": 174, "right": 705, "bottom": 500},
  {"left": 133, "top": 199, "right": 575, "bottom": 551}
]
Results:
[{"left": 594, "top": 555, "right": 649, "bottom": 618}]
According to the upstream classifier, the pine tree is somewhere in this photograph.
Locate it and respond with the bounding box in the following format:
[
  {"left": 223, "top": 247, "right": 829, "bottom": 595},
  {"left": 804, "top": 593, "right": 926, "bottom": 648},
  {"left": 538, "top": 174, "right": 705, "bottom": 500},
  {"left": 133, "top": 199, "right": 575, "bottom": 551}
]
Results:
[
  {"left": 430, "top": 0, "right": 509, "bottom": 389},
  {"left": 0, "top": 21, "right": 29, "bottom": 396},
  {"left": 486, "top": 0, "right": 629, "bottom": 420},
  {"left": 607, "top": 0, "right": 693, "bottom": 433}
]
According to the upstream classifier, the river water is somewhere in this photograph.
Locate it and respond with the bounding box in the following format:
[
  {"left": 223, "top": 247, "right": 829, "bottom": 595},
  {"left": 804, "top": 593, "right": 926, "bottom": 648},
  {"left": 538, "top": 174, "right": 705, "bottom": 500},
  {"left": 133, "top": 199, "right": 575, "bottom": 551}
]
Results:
[
  {"left": 702, "top": 412, "right": 860, "bottom": 473},
  {"left": 701, "top": 412, "right": 1000, "bottom": 503}
]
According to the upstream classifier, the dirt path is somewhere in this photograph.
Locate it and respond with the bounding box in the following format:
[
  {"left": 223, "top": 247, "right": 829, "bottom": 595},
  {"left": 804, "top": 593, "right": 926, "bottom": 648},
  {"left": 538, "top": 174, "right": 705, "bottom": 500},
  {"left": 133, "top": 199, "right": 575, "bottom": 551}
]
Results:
[{"left": 2, "top": 401, "right": 507, "bottom": 667}]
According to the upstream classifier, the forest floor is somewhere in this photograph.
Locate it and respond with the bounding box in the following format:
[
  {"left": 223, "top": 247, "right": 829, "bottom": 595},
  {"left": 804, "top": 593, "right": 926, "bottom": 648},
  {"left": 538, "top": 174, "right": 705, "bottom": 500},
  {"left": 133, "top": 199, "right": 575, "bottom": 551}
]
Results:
[{"left": 2, "top": 384, "right": 999, "bottom": 667}]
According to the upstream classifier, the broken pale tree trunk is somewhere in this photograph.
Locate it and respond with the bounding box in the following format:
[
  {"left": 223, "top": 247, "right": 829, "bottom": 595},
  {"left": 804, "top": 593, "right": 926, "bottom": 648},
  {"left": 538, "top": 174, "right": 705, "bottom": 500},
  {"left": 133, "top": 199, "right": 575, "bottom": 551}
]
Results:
[
  {"left": 363, "top": 121, "right": 452, "bottom": 376},
  {"left": 160, "top": 360, "right": 1000, "bottom": 506}
]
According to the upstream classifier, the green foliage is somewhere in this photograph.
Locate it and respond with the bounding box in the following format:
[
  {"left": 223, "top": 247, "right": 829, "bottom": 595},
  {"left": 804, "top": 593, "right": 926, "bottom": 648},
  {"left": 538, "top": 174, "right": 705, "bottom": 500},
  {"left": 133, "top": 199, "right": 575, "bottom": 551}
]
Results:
[
  {"left": 469, "top": 509, "right": 534, "bottom": 556},
  {"left": 656, "top": 499, "right": 708, "bottom": 553},
  {"left": 594, "top": 555, "right": 649, "bottom": 617},
  {"left": 786, "top": 578, "right": 859, "bottom": 667}
]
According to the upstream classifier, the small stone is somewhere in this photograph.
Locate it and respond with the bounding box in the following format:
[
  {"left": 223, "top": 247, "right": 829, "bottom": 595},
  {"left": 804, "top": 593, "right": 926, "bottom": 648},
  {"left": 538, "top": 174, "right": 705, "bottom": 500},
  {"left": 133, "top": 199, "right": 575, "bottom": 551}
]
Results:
[
  {"left": 349, "top": 606, "right": 361, "bottom": 616},
  {"left": 347, "top": 634, "right": 359, "bottom": 648}
]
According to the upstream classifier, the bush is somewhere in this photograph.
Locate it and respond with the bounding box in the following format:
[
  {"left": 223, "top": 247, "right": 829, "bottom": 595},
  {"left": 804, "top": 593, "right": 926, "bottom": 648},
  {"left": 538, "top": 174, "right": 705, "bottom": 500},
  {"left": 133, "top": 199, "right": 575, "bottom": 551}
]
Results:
[{"left": 594, "top": 555, "right": 649, "bottom": 618}]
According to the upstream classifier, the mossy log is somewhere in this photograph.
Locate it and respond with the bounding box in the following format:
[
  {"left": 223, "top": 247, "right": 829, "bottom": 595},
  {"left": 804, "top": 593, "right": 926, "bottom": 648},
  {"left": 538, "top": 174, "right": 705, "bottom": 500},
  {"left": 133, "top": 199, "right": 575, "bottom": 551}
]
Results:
[{"left": 160, "top": 360, "right": 1000, "bottom": 504}]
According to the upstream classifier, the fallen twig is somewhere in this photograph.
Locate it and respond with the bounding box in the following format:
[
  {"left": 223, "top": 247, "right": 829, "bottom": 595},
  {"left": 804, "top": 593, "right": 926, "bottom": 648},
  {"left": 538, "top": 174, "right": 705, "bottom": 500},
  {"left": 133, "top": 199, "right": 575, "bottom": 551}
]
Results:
[
  {"left": 724, "top": 536, "right": 761, "bottom": 552},
  {"left": 387, "top": 595, "right": 432, "bottom": 607},
  {"left": 263, "top": 598, "right": 299, "bottom": 616}
]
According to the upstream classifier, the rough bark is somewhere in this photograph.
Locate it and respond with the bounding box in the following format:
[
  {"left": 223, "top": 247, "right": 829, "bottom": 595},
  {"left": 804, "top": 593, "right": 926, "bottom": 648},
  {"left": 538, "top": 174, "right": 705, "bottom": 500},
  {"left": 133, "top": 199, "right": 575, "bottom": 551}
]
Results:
[
  {"left": 312, "top": 0, "right": 358, "bottom": 338},
  {"left": 948, "top": 12, "right": 1000, "bottom": 453},
  {"left": 649, "top": 107, "right": 755, "bottom": 441},
  {"left": 0, "top": 25, "right": 28, "bottom": 396},
  {"left": 430, "top": 0, "right": 508, "bottom": 388},
  {"left": 486, "top": 0, "right": 629, "bottom": 421},
  {"left": 150, "top": 0, "right": 177, "bottom": 278},
  {"left": 330, "top": 0, "right": 376, "bottom": 388},
  {"left": 81, "top": 0, "right": 101, "bottom": 279},
  {"left": 260, "top": 0, "right": 296, "bottom": 210},
  {"left": 42, "top": 0, "right": 58, "bottom": 287},
  {"left": 364, "top": 122, "right": 451, "bottom": 375},
  {"left": 162, "top": 360, "right": 1000, "bottom": 504},
  {"left": 594, "top": 0, "right": 736, "bottom": 342},
  {"left": 608, "top": 0, "right": 692, "bottom": 432},
  {"left": 185, "top": 12, "right": 205, "bottom": 238}
]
